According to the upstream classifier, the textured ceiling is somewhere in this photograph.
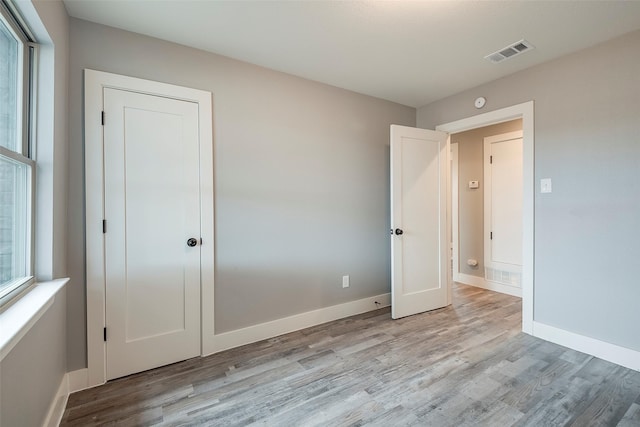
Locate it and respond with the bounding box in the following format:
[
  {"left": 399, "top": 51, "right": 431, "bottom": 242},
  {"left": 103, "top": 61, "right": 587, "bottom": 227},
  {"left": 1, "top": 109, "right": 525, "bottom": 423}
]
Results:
[{"left": 63, "top": 0, "right": 640, "bottom": 107}]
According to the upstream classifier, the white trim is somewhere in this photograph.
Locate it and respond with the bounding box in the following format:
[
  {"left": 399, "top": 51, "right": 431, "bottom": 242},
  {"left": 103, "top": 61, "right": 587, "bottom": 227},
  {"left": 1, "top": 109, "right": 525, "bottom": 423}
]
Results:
[
  {"left": 532, "top": 321, "right": 640, "bottom": 372},
  {"left": 436, "top": 101, "right": 534, "bottom": 335},
  {"left": 446, "top": 136, "right": 453, "bottom": 307},
  {"left": 42, "top": 372, "right": 68, "bottom": 427},
  {"left": 451, "top": 143, "right": 460, "bottom": 284},
  {"left": 484, "top": 279, "right": 521, "bottom": 298},
  {"left": 456, "top": 273, "right": 522, "bottom": 298},
  {"left": 84, "top": 69, "right": 106, "bottom": 387},
  {"left": 0, "top": 278, "right": 68, "bottom": 362},
  {"left": 84, "top": 69, "right": 214, "bottom": 388},
  {"left": 206, "top": 293, "right": 391, "bottom": 355},
  {"left": 483, "top": 130, "right": 523, "bottom": 144},
  {"left": 40, "top": 369, "right": 90, "bottom": 427},
  {"left": 455, "top": 273, "right": 486, "bottom": 288},
  {"left": 68, "top": 368, "right": 89, "bottom": 393}
]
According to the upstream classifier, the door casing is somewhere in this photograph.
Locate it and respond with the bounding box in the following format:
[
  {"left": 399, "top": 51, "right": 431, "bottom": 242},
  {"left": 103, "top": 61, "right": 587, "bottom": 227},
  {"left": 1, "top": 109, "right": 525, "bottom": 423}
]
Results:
[
  {"left": 451, "top": 143, "right": 459, "bottom": 283},
  {"left": 436, "top": 101, "right": 534, "bottom": 334},
  {"left": 84, "top": 69, "right": 214, "bottom": 387}
]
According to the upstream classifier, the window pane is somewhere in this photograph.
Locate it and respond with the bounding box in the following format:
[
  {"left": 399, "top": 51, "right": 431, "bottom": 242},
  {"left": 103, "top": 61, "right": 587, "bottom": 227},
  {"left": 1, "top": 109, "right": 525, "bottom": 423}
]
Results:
[
  {"left": 0, "top": 155, "right": 29, "bottom": 294},
  {"left": 0, "top": 18, "right": 19, "bottom": 152}
]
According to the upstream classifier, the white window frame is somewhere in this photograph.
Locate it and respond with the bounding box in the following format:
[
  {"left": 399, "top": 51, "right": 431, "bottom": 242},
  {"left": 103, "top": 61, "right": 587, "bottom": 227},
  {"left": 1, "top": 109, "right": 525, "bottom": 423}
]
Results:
[{"left": 0, "top": 1, "right": 37, "bottom": 308}]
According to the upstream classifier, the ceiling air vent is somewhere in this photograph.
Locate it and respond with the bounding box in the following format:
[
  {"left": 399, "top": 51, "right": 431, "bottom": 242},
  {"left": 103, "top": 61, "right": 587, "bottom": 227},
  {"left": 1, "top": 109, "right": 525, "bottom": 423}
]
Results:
[{"left": 485, "top": 39, "right": 534, "bottom": 64}]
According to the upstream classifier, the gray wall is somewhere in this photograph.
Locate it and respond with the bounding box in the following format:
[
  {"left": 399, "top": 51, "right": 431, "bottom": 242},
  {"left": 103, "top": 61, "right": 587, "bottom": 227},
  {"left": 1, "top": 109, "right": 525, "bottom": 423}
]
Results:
[
  {"left": 0, "top": 1, "right": 69, "bottom": 425},
  {"left": 418, "top": 30, "right": 640, "bottom": 352},
  {"left": 452, "top": 119, "right": 522, "bottom": 278},
  {"left": 67, "top": 19, "right": 415, "bottom": 369},
  {"left": 0, "top": 289, "right": 67, "bottom": 427}
]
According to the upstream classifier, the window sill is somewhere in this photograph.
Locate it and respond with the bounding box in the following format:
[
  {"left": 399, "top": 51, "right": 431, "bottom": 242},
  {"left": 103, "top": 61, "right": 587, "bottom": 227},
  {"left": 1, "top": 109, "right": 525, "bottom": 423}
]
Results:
[{"left": 0, "top": 278, "right": 69, "bottom": 362}]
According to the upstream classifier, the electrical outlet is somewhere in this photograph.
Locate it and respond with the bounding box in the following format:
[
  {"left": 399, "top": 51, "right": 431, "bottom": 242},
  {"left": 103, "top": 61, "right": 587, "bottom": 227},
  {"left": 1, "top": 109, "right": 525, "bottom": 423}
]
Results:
[{"left": 342, "top": 275, "right": 350, "bottom": 288}]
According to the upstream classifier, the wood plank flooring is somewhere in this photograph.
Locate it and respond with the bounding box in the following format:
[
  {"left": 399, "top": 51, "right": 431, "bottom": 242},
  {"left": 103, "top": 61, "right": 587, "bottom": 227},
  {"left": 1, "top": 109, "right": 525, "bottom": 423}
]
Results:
[{"left": 61, "top": 284, "right": 640, "bottom": 426}]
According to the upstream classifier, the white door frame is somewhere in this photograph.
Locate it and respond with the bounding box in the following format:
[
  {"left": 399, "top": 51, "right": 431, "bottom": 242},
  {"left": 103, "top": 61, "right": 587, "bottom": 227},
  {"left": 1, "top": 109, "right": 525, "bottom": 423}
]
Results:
[
  {"left": 451, "top": 143, "right": 460, "bottom": 283},
  {"left": 84, "top": 69, "right": 214, "bottom": 387},
  {"left": 436, "top": 101, "right": 534, "bottom": 334}
]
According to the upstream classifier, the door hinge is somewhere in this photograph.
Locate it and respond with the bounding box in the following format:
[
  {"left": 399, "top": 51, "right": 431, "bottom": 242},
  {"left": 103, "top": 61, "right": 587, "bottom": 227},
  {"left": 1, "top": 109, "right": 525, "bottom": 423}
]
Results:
[
  {"left": 490, "top": 231, "right": 493, "bottom": 240},
  {"left": 102, "top": 219, "right": 107, "bottom": 233},
  {"left": 490, "top": 155, "right": 493, "bottom": 164},
  {"left": 101, "top": 111, "right": 105, "bottom": 126},
  {"left": 103, "top": 327, "right": 107, "bottom": 342}
]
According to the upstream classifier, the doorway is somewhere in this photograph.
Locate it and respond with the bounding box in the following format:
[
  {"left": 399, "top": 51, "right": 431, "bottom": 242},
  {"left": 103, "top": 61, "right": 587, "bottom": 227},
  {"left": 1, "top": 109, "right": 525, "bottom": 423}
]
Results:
[
  {"left": 437, "top": 101, "right": 534, "bottom": 334},
  {"left": 84, "top": 69, "right": 215, "bottom": 386},
  {"left": 450, "top": 121, "right": 523, "bottom": 297}
]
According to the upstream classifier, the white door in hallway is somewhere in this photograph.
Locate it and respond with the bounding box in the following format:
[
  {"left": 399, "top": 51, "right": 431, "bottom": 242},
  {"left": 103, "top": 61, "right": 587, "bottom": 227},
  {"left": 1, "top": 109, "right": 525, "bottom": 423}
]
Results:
[
  {"left": 103, "top": 88, "right": 201, "bottom": 380},
  {"left": 484, "top": 131, "right": 523, "bottom": 282},
  {"left": 390, "top": 125, "right": 449, "bottom": 319}
]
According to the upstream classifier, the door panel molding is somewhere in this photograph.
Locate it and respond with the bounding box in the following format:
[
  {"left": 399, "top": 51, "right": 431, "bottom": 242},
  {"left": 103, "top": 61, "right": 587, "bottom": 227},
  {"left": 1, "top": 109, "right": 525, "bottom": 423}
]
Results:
[{"left": 84, "top": 69, "right": 214, "bottom": 387}]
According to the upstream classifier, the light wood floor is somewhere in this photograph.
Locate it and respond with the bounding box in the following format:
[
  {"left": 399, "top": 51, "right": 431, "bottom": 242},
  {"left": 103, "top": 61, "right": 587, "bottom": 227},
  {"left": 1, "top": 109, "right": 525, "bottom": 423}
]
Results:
[{"left": 61, "top": 284, "right": 640, "bottom": 426}]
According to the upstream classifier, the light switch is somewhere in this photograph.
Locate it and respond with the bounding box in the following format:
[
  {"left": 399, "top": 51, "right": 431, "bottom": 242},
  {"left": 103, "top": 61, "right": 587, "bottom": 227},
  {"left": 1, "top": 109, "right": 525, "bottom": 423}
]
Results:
[
  {"left": 468, "top": 180, "right": 479, "bottom": 189},
  {"left": 541, "top": 178, "right": 552, "bottom": 194}
]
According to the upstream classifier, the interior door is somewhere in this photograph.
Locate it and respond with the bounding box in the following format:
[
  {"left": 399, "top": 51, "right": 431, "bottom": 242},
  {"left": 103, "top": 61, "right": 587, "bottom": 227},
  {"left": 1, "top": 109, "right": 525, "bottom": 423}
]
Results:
[
  {"left": 390, "top": 125, "right": 449, "bottom": 319},
  {"left": 103, "top": 88, "right": 201, "bottom": 380},
  {"left": 484, "top": 131, "right": 523, "bottom": 282}
]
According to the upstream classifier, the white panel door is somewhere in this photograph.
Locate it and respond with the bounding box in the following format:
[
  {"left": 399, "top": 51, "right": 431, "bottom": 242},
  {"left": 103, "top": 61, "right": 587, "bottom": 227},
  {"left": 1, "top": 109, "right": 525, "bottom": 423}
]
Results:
[
  {"left": 484, "top": 131, "right": 523, "bottom": 274},
  {"left": 391, "top": 125, "right": 449, "bottom": 319},
  {"left": 104, "top": 88, "right": 201, "bottom": 380}
]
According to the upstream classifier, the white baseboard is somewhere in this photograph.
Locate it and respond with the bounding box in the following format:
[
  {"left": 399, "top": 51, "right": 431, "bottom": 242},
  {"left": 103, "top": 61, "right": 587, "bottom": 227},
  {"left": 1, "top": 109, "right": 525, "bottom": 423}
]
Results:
[
  {"left": 68, "top": 368, "right": 89, "bottom": 393},
  {"left": 42, "top": 373, "right": 69, "bottom": 427},
  {"left": 456, "top": 273, "right": 485, "bottom": 288},
  {"left": 204, "top": 293, "right": 390, "bottom": 356},
  {"left": 41, "top": 369, "right": 89, "bottom": 427},
  {"left": 456, "top": 273, "right": 522, "bottom": 298},
  {"left": 532, "top": 321, "right": 640, "bottom": 372},
  {"left": 452, "top": 269, "right": 461, "bottom": 283}
]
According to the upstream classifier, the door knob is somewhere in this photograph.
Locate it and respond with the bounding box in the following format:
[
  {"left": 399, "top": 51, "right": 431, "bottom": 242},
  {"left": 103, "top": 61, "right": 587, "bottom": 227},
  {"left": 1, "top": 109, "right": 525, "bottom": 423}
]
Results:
[
  {"left": 395, "top": 228, "right": 403, "bottom": 235},
  {"left": 187, "top": 238, "right": 198, "bottom": 247}
]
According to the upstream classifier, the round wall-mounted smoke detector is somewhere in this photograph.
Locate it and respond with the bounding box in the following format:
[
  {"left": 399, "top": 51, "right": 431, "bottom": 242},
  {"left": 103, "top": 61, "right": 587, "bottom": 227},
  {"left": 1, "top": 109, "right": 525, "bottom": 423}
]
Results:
[{"left": 474, "top": 97, "right": 486, "bottom": 109}]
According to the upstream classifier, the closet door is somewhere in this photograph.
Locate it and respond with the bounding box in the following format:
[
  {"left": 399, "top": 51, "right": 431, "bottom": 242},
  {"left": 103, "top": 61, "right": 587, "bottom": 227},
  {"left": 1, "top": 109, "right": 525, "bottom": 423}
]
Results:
[{"left": 103, "top": 88, "right": 201, "bottom": 380}]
